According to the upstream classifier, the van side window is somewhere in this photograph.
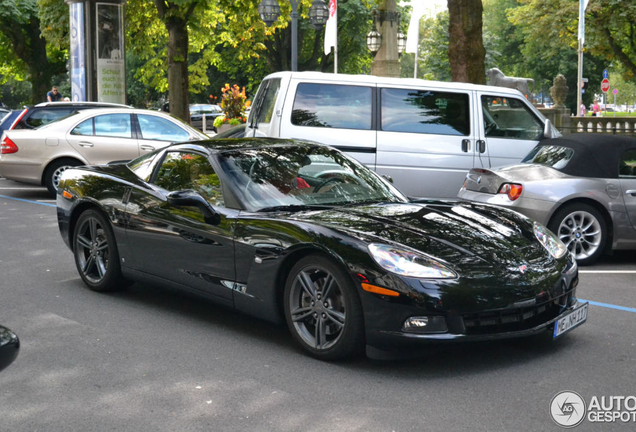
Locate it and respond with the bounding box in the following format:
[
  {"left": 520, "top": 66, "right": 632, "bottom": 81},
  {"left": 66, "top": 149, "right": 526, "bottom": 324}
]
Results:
[
  {"left": 381, "top": 89, "right": 470, "bottom": 136},
  {"left": 291, "top": 83, "right": 372, "bottom": 130},
  {"left": 251, "top": 78, "right": 281, "bottom": 124},
  {"left": 481, "top": 96, "right": 543, "bottom": 140}
]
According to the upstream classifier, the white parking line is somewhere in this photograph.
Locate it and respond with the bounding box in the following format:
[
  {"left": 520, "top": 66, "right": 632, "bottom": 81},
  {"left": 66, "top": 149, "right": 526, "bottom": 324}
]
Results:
[{"left": 579, "top": 270, "right": 636, "bottom": 274}]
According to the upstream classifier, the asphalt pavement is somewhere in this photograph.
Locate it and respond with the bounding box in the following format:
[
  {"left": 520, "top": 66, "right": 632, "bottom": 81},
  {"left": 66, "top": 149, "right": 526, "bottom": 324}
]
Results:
[{"left": 0, "top": 179, "right": 635, "bottom": 431}]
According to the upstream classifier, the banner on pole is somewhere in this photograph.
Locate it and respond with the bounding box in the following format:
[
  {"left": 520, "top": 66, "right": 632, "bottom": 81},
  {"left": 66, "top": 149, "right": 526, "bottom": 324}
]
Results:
[{"left": 324, "top": 0, "right": 337, "bottom": 55}]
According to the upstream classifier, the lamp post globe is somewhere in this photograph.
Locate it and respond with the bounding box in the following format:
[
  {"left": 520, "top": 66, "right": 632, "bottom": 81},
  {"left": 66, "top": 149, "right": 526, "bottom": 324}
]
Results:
[
  {"left": 366, "top": 29, "right": 382, "bottom": 54},
  {"left": 258, "top": 0, "right": 281, "bottom": 27},
  {"left": 309, "top": 0, "right": 329, "bottom": 30}
]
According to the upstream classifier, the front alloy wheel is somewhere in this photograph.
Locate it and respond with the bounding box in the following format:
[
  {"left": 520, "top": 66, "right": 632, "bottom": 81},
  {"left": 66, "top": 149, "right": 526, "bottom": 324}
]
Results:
[
  {"left": 73, "top": 210, "right": 126, "bottom": 292},
  {"left": 284, "top": 255, "right": 364, "bottom": 360}
]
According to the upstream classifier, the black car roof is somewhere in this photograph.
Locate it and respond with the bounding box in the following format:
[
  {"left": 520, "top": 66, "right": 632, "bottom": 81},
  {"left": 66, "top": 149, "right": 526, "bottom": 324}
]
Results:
[
  {"left": 173, "top": 137, "right": 323, "bottom": 153},
  {"left": 534, "top": 134, "right": 636, "bottom": 178}
]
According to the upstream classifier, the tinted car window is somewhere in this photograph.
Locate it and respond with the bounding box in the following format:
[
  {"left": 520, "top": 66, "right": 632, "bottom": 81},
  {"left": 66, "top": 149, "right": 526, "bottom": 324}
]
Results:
[
  {"left": 522, "top": 145, "right": 574, "bottom": 169},
  {"left": 71, "top": 118, "right": 94, "bottom": 136},
  {"left": 482, "top": 96, "right": 543, "bottom": 140},
  {"left": 25, "top": 108, "right": 75, "bottom": 128},
  {"left": 154, "top": 152, "right": 224, "bottom": 206},
  {"left": 94, "top": 114, "right": 132, "bottom": 138},
  {"left": 381, "top": 88, "right": 470, "bottom": 136},
  {"left": 137, "top": 114, "right": 190, "bottom": 142},
  {"left": 291, "top": 83, "right": 372, "bottom": 130},
  {"left": 619, "top": 149, "right": 636, "bottom": 177}
]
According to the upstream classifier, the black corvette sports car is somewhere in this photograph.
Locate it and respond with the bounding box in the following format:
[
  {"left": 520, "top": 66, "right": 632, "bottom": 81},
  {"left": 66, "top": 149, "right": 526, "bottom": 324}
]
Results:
[{"left": 57, "top": 138, "right": 587, "bottom": 359}]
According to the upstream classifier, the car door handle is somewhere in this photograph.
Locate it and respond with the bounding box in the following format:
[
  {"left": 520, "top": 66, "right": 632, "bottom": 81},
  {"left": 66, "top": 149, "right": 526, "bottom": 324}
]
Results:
[
  {"left": 78, "top": 141, "right": 94, "bottom": 147},
  {"left": 626, "top": 190, "right": 636, "bottom": 196},
  {"left": 140, "top": 145, "right": 155, "bottom": 151},
  {"left": 461, "top": 139, "right": 470, "bottom": 152},
  {"left": 477, "top": 140, "right": 486, "bottom": 153}
]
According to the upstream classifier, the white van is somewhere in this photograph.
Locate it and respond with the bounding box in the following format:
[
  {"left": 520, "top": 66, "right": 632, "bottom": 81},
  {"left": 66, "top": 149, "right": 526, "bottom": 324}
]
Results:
[{"left": 245, "top": 72, "right": 557, "bottom": 198}]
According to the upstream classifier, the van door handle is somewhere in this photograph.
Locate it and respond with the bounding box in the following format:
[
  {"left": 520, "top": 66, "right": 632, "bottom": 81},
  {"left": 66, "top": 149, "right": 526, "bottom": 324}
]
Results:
[
  {"left": 477, "top": 140, "right": 486, "bottom": 153},
  {"left": 140, "top": 145, "right": 155, "bottom": 151},
  {"left": 461, "top": 139, "right": 470, "bottom": 152},
  {"left": 626, "top": 190, "right": 636, "bottom": 196},
  {"left": 78, "top": 141, "right": 94, "bottom": 147}
]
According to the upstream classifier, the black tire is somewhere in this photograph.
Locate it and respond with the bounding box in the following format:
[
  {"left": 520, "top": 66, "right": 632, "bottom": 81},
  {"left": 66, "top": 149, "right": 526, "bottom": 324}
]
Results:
[
  {"left": 548, "top": 203, "right": 607, "bottom": 266},
  {"left": 284, "top": 255, "right": 365, "bottom": 360},
  {"left": 44, "top": 158, "right": 81, "bottom": 197},
  {"left": 73, "top": 209, "right": 127, "bottom": 292}
]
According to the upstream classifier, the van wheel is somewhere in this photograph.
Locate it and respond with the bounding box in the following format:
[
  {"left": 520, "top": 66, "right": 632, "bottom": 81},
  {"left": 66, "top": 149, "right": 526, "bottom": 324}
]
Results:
[{"left": 45, "top": 158, "right": 81, "bottom": 197}]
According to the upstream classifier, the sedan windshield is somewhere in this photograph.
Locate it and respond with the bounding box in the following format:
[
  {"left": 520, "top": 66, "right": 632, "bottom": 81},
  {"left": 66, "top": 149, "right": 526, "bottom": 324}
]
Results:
[
  {"left": 522, "top": 145, "right": 574, "bottom": 170},
  {"left": 218, "top": 145, "right": 408, "bottom": 211}
]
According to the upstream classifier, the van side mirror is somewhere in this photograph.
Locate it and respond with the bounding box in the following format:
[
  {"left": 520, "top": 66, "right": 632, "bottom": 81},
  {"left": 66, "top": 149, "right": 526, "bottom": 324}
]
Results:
[
  {"left": 167, "top": 189, "right": 220, "bottom": 225},
  {"left": 543, "top": 119, "right": 553, "bottom": 139}
]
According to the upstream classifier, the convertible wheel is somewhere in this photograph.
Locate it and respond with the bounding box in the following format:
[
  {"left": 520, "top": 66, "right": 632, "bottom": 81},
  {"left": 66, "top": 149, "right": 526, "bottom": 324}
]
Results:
[
  {"left": 73, "top": 210, "right": 127, "bottom": 292},
  {"left": 548, "top": 204, "right": 607, "bottom": 266},
  {"left": 44, "top": 158, "right": 81, "bottom": 197},
  {"left": 284, "top": 255, "right": 365, "bottom": 360}
]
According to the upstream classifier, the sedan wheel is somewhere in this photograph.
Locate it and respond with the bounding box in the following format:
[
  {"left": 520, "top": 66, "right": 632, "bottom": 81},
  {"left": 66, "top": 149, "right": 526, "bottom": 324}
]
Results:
[
  {"left": 549, "top": 204, "right": 607, "bottom": 266},
  {"left": 44, "top": 159, "right": 81, "bottom": 196},
  {"left": 73, "top": 210, "right": 126, "bottom": 292},
  {"left": 284, "top": 255, "right": 364, "bottom": 360}
]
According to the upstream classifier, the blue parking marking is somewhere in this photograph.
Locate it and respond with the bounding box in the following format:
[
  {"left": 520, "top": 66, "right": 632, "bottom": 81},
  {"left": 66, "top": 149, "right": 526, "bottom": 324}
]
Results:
[
  {"left": 579, "top": 299, "right": 636, "bottom": 314},
  {"left": 0, "top": 194, "right": 56, "bottom": 208}
]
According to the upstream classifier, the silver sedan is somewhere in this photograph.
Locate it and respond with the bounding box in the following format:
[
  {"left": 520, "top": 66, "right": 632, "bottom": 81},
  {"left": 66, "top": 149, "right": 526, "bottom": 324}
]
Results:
[{"left": 458, "top": 134, "right": 636, "bottom": 265}]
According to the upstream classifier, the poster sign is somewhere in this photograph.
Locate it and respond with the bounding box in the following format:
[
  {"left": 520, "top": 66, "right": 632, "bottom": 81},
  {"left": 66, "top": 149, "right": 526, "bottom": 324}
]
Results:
[
  {"left": 69, "top": 3, "right": 86, "bottom": 101},
  {"left": 96, "top": 3, "right": 125, "bottom": 104}
]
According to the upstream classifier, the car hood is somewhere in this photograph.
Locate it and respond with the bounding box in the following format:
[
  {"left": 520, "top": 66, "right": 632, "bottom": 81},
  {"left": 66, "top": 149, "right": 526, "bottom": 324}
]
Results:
[
  {"left": 290, "top": 201, "right": 549, "bottom": 270},
  {"left": 463, "top": 164, "right": 567, "bottom": 194}
]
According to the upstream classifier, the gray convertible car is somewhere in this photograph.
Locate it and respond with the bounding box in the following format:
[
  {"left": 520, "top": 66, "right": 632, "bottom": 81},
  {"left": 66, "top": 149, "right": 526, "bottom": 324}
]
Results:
[{"left": 458, "top": 134, "right": 636, "bottom": 265}]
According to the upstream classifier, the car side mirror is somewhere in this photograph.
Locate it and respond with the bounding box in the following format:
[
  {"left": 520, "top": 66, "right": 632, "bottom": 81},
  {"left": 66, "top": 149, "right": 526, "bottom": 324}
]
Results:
[
  {"left": 0, "top": 325, "right": 19, "bottom": 373},
  {"left": 167, "top": 189, "right": 220, "bottom": 225},
  {"left": 543, "top": 119, "right": 553, "bottom": 139}
]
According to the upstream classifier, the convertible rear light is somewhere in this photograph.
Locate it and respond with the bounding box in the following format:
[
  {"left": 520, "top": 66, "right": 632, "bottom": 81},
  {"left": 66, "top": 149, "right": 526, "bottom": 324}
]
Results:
[
  {"left": 0, "top": 136, "right": 18, "bottom": 154},
  {"left": 498, "top": 183, "right": 523, "bottom": 201}
]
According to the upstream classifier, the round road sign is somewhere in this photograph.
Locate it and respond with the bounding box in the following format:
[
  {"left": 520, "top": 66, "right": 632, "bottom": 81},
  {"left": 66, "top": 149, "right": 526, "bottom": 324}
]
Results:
[{"left": 601, "top": 78, "right": 610, "bottom": 93}]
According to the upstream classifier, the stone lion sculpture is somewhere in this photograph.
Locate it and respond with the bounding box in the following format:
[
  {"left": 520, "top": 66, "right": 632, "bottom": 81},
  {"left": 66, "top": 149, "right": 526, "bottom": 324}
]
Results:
[{"left": 486, "top": 68, "right": 534, "bottom": 98}]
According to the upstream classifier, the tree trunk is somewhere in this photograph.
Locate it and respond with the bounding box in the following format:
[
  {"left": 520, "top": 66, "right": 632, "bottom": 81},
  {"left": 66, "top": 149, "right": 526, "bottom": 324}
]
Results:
[
  {"left": 447, "top": 0, "right": 486, "bottom": 84},
  {"left": 166, "top": 18, "right": 190, "bottom": 123}
]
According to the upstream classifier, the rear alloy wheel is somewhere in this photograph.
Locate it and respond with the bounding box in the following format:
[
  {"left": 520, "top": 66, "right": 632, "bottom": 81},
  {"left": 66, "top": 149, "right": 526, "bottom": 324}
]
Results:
[
  {"left": 73, "top": 210, "right": 126, "bottom": 292},
  {"left": 284, "top": 255, "right": 364, "bottom": 360},
  {"left": 548, "top": 204, "right": 607, "bottom": 266},
  {"left": 44, "top": 159, "right": 81, "bottom": 196}
]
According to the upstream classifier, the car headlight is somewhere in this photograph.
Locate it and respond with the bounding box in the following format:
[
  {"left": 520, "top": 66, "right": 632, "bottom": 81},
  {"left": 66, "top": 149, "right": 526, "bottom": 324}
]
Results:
[
  {"left": 368, "top": 244, "right": 456, "bottom": 279},
  {"left": 534, "top": 221, "right": 567, "bottom": 259}
]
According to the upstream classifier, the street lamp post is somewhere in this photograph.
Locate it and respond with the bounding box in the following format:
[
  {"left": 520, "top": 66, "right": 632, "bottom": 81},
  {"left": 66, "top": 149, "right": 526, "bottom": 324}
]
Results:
[
  {"left": 259, "top": 0, "right": 329, "bottom": 72},
  {"left": 366, "top": 0, "right": 401, "bottom": 78}
]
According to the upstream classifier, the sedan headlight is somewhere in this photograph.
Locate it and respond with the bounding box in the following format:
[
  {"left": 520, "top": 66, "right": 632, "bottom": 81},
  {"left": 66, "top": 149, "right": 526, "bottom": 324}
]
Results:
[
  {"left": 534, "top": 221, "right": 567, "bottom": 259},
  {"left": 368, "top": 244, "right": 456, "bottom": 279}
]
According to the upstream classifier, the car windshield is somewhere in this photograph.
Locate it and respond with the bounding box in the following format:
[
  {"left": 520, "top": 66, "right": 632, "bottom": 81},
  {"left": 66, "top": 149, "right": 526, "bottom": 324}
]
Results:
[
  {"left": 521, "top": 145, "right": 574, "bottom": 170},
  {"left": 217, "top": 145, "right": 408, "bottom": 211}
]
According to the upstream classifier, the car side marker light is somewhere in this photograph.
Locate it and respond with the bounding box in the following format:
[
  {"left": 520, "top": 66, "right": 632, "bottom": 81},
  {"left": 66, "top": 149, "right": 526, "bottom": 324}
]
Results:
[
  {"left": 361, "top": 283, "right": 400, "bottom": 297},
  {"left": 62, "top": 190, "right": 73, "bottom": 200}
]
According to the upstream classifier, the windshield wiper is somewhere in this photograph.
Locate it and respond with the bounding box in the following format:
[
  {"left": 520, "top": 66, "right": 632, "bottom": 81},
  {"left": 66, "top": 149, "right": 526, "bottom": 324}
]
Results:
[
  {"left": 341, "top": 199, "right": 387, "bottom": 207},
  {"left": 256, "top": 204, "right": 334, "bottom": 213}
]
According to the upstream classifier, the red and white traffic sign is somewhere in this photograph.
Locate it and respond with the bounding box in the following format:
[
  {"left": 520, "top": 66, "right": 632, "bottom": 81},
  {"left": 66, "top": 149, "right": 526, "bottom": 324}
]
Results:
[{"left": 601, "top": 78, "right": 610, "bottom": 93}]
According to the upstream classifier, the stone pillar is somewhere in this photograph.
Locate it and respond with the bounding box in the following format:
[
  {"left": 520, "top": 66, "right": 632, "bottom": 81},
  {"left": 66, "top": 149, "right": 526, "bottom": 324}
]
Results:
[{"left": 370, "top": 0, "right": 400, "bottom": 78}]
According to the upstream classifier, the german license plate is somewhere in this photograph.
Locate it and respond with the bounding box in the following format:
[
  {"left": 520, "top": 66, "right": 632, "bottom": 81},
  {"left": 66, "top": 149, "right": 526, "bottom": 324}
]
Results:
[{"left": 553, "top": 303, "right": 588, "bottom": 338}]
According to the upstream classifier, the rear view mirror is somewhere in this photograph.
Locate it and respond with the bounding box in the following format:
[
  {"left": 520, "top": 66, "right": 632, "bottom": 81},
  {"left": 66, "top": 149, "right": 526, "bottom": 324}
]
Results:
[
  {"left": 167, "top": 189, "right": 220, "bottom": 225},
  {"left": 543, "top": 119, "right": 553, "bottom": 139}
]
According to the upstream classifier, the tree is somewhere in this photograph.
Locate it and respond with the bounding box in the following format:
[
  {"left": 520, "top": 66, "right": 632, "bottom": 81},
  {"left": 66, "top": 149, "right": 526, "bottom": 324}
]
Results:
[
  {"left": 447, "top": 0, "right": 486, "bottom": 84},
  {"left": 0, "top": 0, "right": 66, "bottom": 103}
]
